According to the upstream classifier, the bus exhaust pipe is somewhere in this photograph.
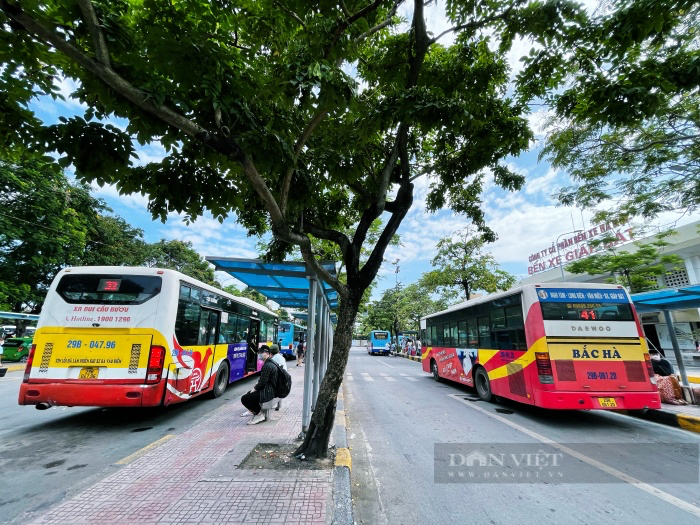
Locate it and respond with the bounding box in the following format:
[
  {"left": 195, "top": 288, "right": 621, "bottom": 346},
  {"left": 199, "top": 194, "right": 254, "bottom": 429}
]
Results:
[{"left": 35, "top": 402, "right": 51, "bottom": 410}]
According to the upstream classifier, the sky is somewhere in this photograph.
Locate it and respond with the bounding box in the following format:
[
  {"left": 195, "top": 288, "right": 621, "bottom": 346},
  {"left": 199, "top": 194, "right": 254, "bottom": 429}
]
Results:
[{"left": 28, "top": 3, "right": 699, "bottom": 305}]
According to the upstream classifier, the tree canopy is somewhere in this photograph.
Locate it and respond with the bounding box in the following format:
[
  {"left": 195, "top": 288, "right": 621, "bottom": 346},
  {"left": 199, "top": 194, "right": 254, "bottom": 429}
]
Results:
[
  {"left": 0, "top": 0, "right": 595, "bottom": 457},
  {"left": 143, "top": 239, "right": 217, "bottom": 285},
  {"left": 420, "top": 227, "right": 515, "bottom": 301},
  {"left": 537, "top": 0, "right": 700, "bottom": 223}
]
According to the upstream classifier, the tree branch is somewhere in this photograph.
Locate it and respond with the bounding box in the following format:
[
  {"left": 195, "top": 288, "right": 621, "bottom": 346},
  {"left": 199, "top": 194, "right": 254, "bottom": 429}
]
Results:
[
  {"left": 600, "top": 133, "right": 700, "bottom": 154},
  {"left": 281, "top": 108, "right": 329, "bottom": 216},
  {"left": 430, "top": 1, "right": 525, "bottom": 44},
  {"left": 302, "top": 220, "right": 351, "bottom": 256},
  {"left": 2, "top": 1, "right": 206, "bottom": 139},
  {"left": 274, "top": 1, "right": 306, "bottom": 27},
  {"left": 76, "top": 0, "right": 110, "bottom": 66},
  {"left": 329, "top": 0, "right": 384, "bottom": 54},
  {"left": 355, "top": 0, "right": 401, "bottom": 43}
]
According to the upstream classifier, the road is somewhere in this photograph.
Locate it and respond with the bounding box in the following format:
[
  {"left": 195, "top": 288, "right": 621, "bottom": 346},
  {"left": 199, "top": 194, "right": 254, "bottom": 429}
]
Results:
[
  {"left": 0, "top": 368, "right": 258, "bottom": 524},
  {"left": 345, "top": 345, "right": 700, "bottom": 525}
]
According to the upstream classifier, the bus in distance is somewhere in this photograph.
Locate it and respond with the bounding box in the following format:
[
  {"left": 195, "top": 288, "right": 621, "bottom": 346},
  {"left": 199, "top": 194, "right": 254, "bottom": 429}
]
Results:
[
  {"left": 368, "top": 330, "right": 391, "bottom": 355},
  {"left": 278, "top": 321, "right": 307, "bottom": 357},
  {"left": 420, "top": 283, "right": 661, "bottom": 410},
  {"left": 19, "top": 266, "right": 278, "bottom": 409}
]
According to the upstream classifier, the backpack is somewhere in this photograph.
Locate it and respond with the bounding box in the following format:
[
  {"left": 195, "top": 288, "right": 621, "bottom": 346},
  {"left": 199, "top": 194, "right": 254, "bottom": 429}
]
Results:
[{"left": 270, "top": 360, "right": 292, "bottom": 398}]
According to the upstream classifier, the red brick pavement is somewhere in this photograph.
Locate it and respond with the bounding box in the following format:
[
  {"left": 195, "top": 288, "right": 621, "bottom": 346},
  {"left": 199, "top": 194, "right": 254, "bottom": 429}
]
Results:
[{"left": 25, "top": 366, "right": 332, "bottom": 525}]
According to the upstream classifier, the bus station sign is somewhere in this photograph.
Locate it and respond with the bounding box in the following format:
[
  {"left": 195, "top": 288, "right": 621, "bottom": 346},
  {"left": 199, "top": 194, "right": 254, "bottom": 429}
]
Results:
[{"left": 527, "top": 223, "right": 635, "bottom": 275}]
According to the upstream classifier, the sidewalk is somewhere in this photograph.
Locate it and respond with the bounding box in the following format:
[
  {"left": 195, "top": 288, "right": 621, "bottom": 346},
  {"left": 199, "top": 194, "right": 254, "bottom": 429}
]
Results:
[{"left": 20, "top": 365, "right": 350, "bottom": 525}]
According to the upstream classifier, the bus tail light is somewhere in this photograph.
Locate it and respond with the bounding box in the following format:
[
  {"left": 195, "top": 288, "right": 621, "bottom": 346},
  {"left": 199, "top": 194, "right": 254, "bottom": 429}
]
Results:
[
  {"left": 23, "top": 344, "right": 36, "bottom": 383},
  {"left": 644, "top": 353, "right": 655, "bottom": 378},
  {"left": 536, "top": 352, "right": 554, "bottom": 384},
  {"left": 146, "top": 345, "right": 165, "bottom": 384}
]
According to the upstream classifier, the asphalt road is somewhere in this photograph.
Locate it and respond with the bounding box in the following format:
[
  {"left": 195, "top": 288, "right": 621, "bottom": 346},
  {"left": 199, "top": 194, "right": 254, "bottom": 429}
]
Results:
[
  {"left": 0, "top": 368, "right": 258, "bottom": 524},
  {"left": 346, "top": 345, "right": 700, "bottom": 525}
]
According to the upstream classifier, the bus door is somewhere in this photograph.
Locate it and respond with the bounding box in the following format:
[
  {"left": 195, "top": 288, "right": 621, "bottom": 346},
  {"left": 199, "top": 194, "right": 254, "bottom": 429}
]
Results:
[
  {"left": 246, "top": 319, "right": 260, "bottom": 373},
  {"left": 171, "top": 308, "right": 217, "bottom": 396}
]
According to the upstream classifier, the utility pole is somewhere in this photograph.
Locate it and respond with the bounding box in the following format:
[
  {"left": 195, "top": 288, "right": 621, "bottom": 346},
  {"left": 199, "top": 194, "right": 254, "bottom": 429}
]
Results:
[{"left": 392, "top": 259, "right": 400, "bottom": 346}]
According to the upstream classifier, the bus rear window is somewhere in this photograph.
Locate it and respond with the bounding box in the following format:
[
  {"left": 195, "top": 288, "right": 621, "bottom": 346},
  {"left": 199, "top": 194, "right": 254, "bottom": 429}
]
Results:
[
  {"left": 540, "top": 302, "right": 634, "bottom": 322},
  {"left": 56, "top": 274, "right": 162, "bottom": 305}
]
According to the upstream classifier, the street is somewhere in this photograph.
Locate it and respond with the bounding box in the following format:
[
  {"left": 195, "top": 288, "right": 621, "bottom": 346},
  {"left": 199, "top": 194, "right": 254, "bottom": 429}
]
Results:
[
  {"left": 345, "top": 345, "right": 700, "bottom": 525},
  {"left": 0, "top": 368, "right": 258, "bottom": 524}
]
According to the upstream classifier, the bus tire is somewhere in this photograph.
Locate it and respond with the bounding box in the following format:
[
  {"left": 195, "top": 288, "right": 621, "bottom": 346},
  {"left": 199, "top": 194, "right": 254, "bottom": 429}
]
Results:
[
  {"left": 431, "top": 359, "right": 441, "bottom": 382},
  {"left": 474, "top": 367, "right": 492, "bottom": 402},
  {"left": 212, "top": 362, "right": 229, "bottom": 398}
]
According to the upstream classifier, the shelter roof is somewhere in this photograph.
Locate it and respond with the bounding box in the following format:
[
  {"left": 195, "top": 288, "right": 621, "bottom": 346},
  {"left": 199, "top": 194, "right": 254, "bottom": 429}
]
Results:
[
  {"left": 205, "top": 257, "right": 338, "bottom": 311},
  {"left": 631, "top": 284, "right": 700, "bottom": 313}
]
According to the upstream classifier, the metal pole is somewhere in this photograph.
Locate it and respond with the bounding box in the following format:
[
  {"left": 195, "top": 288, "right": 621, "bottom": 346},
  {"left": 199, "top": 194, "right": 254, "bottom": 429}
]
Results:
[
  {"left": 556, "top": 230, "right": 583, "bottom": 282},
  {"left": 313, "top": 288, "right": 323, "bottom": 407},
  {"left": 663, "top": 309, "right": 689, "bottom": 386},
  {"left": 302, "top": 276, "right": 318, "bottom": 434}
]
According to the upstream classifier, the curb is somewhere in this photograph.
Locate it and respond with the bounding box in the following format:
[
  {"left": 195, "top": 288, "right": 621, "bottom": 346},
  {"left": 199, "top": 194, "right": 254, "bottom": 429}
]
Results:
[
  {"left": 623, "top": 408, "right": 700, "bottom": 433},
  {"left": 397, "top": 353, "right": 422, "bottom": 363},
  {"left": 331, "top": 387, "right": 353, "bottom": 525}
]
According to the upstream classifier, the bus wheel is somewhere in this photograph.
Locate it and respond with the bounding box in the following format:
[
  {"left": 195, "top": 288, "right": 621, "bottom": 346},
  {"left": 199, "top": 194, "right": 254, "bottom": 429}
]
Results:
[
  {"left": 431, "top": 360, "right": 441, "bottom": 382},
  {"left": 474, "top": 367, "right": 492, "bottom": 402},
  {"left": 212, "top": 362, "right": 229, "bottom": 398}
]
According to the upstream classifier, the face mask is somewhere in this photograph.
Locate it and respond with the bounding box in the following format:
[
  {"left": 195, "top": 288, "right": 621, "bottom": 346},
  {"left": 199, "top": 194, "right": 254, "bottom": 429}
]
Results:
[{"left": 650, "top": 354, "right": 661, "bottom": 361}]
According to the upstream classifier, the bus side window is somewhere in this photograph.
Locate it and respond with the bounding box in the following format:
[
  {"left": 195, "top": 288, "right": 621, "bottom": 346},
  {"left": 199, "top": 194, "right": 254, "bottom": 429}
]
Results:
[{"left": 175, "top": 300, "right": 200, "bottom": 346}]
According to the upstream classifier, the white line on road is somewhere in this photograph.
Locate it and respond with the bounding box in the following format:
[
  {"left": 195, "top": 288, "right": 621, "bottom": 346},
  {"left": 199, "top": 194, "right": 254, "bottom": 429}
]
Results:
[
  {"left": 399, "top": 373, "right": 409, "bottom": 376},
  {"left": 384, "top": 376, "right": 396, "bottom": 382},
  {"left": 449, "top": 394, "right": 700, "bottom": 520},
  {"left": 361, "top": 373, "right": 374, "bottom": 382},
  {"left": 405, "top": 377, "right": 419, "bottom": 382},
  {"left": 379, "top": 373, "right": 389, "bottom": 376},
  {"left": 377, "top": 360, "right": 395, "bottom": 369}
]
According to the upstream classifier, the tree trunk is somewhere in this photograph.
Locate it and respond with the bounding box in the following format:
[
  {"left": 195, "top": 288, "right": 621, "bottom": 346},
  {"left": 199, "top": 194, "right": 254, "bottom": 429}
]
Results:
[{"left": 294, "top": 292, "right": 360, "bottom": 459}]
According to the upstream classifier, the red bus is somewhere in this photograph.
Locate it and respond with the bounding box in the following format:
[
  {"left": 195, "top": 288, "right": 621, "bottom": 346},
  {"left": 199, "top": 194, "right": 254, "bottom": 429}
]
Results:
[{"left": 420, "top": 283, "right": 661, "bottom": 410}]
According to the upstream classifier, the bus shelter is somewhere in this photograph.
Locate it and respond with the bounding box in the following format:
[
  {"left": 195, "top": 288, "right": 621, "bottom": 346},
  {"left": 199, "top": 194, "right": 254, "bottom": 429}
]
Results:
[
  {"left": 632, "top": 284, "right": 700, "bottom": 392},
  {"left": 205, "top": 257, "right": 338, "bottom": 436}
]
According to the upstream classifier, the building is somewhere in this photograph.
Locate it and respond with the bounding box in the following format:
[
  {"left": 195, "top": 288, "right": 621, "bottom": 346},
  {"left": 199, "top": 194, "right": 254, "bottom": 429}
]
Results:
[{"left": 518, "top": 219, "right": 700, "bottom": 353}]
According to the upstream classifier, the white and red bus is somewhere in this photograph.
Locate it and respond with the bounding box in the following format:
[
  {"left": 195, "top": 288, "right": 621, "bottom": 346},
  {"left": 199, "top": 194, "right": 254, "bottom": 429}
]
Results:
[
  {"left": 420, "top": 283, "right": 661, "bottom": 410},
  {"left": 19, "top": 266, "right": 277, "bottom": 408}
]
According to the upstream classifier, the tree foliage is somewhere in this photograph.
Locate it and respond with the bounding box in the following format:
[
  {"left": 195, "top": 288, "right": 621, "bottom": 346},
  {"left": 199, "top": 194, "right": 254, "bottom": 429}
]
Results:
[
  {"left": 536, "top": 0, "right": 700, "bottom": 223},
  {"left": 565, "top": 232, "right": 683, "bottom": 293},
  {"left": 222, "top": 283, "right": 270, "bottom": 309},
  {"left": 0, "top": 158, "right": 128, "bottom": 311},
  {"left": 360, "top": 282, "right": 447, "bottom": 336},
  {"left": 142, "top": 239, "right": 217, "bottom": 285},
  {"left": 420, "top": 227, "right": 515, "bottom": 301},
  {"left": 0, "top": 0, "right": 591, "bottom": 458}
]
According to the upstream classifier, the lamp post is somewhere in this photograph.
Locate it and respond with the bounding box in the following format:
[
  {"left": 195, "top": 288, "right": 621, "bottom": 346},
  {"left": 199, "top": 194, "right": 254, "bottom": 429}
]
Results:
[
  {"left": 556, "top": 230, "right": 583, "bottom": 282},
  {"left": 392, "top": 259, "right": 400, "bottom": 345}
]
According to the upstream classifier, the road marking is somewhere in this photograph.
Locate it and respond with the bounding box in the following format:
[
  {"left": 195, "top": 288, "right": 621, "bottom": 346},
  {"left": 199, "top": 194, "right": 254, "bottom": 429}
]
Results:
[
  {"left": 361, "top": 373, "right": 374, "bottom": 382},
  {"left": 379, "top": 373, "right": 389, "bottom": 376},
  {"left": 116, "top": 434, "right": 176, "bottom": 465},
  {"left": 377, "top": 360, "right": 395, "bottom": 369},
  {"left": 405, "top": 377, "right": 418, "bottom": 382},
  {"left": 449, "top": 394, "right": 700, "bottom": 520},
  {"left": 384, "top": 376, "right": 396, "bottom": 381},
  {"left": 345, "top": 376, "right": 354, "bottom": 381},
  {"left": 399, "top": 373, "right": 409, "bottom": 377}
]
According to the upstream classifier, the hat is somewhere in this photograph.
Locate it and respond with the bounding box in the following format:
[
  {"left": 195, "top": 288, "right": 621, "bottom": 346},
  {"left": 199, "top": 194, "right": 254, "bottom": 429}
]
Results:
[
  {"left": 269, "top": 344, "right": 280, "bottom": 354},
  {"left": 258, "top": 345, "right": 271, "bottom": 354}
]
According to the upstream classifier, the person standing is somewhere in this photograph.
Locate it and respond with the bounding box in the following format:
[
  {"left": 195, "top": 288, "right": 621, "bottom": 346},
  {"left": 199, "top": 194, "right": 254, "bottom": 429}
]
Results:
[
  {"left": 0, "top": 336, "right": 4, "bottom": 366},
  {"left": 416, "top": 338, "right": 422, "bottom": 358},
  {"left": 296, "top": 340, "right": 305, "bottom": 366},
  {"left": 269, "top": 344, "right": 287, "bottom": 411},
  {"left": 240, "top": 346, "right": 278, "bottom": 425}
]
